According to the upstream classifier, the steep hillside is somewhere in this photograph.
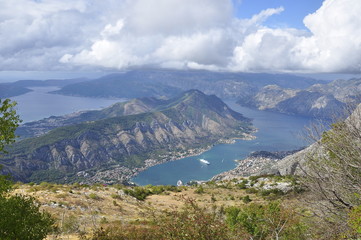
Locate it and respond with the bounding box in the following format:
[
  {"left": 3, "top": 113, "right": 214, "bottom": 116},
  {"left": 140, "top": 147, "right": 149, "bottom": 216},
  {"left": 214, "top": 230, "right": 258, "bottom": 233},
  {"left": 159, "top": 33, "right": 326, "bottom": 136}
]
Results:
[{"left": 1, "top": 90, "right": 253, "bottom": 184}]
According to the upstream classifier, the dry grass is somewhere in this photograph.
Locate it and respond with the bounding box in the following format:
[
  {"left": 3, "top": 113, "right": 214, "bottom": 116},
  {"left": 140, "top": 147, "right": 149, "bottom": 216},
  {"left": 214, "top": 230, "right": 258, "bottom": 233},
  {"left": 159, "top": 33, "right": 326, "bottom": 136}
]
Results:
[{"left": 12, "top": 177, "right": 302, "bottom": 240}]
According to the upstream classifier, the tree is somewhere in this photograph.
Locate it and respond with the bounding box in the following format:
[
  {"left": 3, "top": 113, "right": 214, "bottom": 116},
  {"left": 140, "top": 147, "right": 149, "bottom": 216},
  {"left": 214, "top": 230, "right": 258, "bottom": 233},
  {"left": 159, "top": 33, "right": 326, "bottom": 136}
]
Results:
[
  {"left": 303, "top": 104, "right": 361, "bottom": 237},
  {"left": 0, "top": 193, "right": 55, "bottom": 240},
  {"left": 0, "top": 98, "right": 21, "bottom": 153},
  {"left": 0, "top": 99, "right": 54, "bottom": 239}
]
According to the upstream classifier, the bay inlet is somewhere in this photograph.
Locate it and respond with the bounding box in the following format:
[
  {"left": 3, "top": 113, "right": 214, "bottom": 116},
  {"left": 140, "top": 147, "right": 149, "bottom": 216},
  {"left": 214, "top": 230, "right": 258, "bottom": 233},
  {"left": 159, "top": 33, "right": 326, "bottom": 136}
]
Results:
[{"left": 132, "top": 101, "right": 315, "bottom": 186}]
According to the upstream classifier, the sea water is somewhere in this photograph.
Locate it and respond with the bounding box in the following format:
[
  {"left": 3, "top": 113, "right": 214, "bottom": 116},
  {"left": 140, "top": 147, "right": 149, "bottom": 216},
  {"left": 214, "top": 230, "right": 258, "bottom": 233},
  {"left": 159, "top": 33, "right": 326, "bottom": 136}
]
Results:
[
  {"left": 12, "top": 87, "right": 123, "bottom": 123},
  {"left": 132, "top": 101, "right": 315, "bottom": 186}
]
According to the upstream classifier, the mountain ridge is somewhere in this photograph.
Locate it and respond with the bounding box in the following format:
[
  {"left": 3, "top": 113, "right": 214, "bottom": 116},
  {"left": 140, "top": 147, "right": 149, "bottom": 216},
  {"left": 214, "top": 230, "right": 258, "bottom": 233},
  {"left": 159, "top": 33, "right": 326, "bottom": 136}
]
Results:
[{"left": 2, "top": 90, "right": 253, "bottom": 184}]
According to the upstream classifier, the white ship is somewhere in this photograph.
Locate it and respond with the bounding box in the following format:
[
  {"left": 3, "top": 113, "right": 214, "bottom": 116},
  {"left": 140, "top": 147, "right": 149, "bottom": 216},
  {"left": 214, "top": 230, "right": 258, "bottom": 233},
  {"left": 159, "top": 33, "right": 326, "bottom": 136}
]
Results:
[
  {"left": 177, "top": 180, "right": 183, "bottom": 186},
  {"left": 199, "top": 159, "right": 210, "bottom": 165}
]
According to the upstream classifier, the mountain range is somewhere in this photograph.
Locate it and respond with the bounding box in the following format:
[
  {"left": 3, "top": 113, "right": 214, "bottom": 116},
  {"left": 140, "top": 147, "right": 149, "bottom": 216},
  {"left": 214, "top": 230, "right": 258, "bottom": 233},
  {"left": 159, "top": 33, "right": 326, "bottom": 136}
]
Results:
[
  {"left": 1, "top": 90, "right": 252, "bottom": 184},
  {"left": 237, "top": 78, "right": 361, "bottom": 119},
  {"left": 52, "top": 69, "right": 322, "bottom": 100}
]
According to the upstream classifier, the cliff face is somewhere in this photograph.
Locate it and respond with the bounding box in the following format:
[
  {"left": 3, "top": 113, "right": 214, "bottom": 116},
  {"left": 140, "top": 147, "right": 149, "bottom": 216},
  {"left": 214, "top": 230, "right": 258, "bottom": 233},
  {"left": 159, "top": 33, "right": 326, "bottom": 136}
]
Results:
[{"left": 2, "top": 90, "right": 252, "bottom": 183}]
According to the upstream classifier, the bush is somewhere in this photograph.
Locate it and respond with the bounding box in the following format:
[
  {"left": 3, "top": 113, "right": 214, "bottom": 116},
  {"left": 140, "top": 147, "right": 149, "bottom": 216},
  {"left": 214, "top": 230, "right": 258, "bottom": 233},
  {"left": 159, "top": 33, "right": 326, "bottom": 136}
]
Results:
[
  {"left": 0, "top": 172, "right": 54, "bottom": 240},
  {"left": 86, "top": 198, "right": 232, "bottom": 240},
  {"left": 0, "top": 194, "right": 54, "bottom": 240},
  {"left": 155, "top": 198, "right": 230, "bottom": 240},
  {"left": 124, "top": 187, "right": 151, "bottom": 201},
  {"left": 194, "top": 185, "right": 205, "bottom": 194},
  {"left": 226, "top": 201, "right": 307, "bottom": 240},
  {"left": 88, "top": 193, "right": 101, "bottom": 200},
  {"left": 236, "top": 181, "right": 247, "bottom": 189},
  {"left": 242, "top": 195, "right": 252, "bottom": 204},
  {"left": 347, "top": 205, "right": 361, "bottom": 238}
]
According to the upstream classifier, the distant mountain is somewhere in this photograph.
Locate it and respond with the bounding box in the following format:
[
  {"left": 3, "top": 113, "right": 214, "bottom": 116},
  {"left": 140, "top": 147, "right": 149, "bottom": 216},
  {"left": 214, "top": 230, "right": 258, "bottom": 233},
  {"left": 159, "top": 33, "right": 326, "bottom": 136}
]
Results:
[
  {"left": 2, "top": 90, "right": 253, "bottom": 184},
  {"left": 0, "top": 78, "right": 91, "bottom": 98},
  {"left": 51, "top": 72, "right": 183, "bottom": 98},
  {"left": 16, "top": 97, "right": 166, "bottom": 139},
  {"left": 237, "top": 78, "right": 361, "bottom": 119},
  {"left": 0, "top": 83, "right": 32, "bottom": 98},
  {"left": 52, "top": 69, "right": 323, "bottom": 100},
  {"left": 10, "top": 78, "right": 90, "bottom": 88}
]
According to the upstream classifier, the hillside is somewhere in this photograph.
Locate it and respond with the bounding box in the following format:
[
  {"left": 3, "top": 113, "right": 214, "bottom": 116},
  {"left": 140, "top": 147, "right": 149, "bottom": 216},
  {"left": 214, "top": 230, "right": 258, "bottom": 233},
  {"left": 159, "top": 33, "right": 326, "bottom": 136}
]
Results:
[
  {"left": 16, "top": 97, "right": 167, "bottom": 139},
  {"left": 0, "top": 78, "right": 90, "bottom": 99},
  {"left": 1, "top": 90, "right": 253, "bottom": 184},
  {"left": 12, "top": 175, "right": 301, "bottom": 240},
  {"left": 52, "top": 72, "right": 182, "bottom": 99},
  {"left": 0, "top": 83, "right": 32, "bottom": 98},
  {"left": 237, "top": 78, "right": 361, "bottom": 119}
]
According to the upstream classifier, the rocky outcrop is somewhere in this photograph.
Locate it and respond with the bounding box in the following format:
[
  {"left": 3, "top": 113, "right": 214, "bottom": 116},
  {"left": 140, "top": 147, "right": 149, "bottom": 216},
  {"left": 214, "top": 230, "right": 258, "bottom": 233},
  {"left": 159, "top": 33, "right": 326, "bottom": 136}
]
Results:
[
  {"left": 1, "top": 90, "right": 253, "bottom": 184},
  {"left": 212, "top": 149, "right": 301, "bottom": 181}
]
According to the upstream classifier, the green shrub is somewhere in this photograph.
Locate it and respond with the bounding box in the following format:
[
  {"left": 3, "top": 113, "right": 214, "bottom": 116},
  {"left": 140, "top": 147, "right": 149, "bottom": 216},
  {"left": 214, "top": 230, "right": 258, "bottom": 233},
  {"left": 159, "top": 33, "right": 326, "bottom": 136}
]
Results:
[
  {"left": 89, "top": 193, "right": 101, "bottom": 200},
  {"left": 242, "top": 195, "right": 252, "bottom": 204},
  {"left": 194, "top": 185, "right": 205, "bottom": 194},
  {"left": 155, "top": 198, "right": 230, "bottom": 240},
  {"left": 124, "top": 187, "right": 151, "bottom": 201},
  {"left": 0, "top": 194, "right": 54, "bottom": 240},
  {"left": 226, "top": 201, "right": 307, "bottom": 240},
  {"left": 245, "top": 187, "right": 258, "bottom": 194}
]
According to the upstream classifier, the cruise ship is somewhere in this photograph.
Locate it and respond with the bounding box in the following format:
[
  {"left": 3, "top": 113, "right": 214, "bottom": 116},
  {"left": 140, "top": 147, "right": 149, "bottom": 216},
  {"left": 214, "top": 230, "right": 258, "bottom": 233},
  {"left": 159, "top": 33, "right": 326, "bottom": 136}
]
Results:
[{"left": 199, "top": 159, "right": 210, "bottom": 165}]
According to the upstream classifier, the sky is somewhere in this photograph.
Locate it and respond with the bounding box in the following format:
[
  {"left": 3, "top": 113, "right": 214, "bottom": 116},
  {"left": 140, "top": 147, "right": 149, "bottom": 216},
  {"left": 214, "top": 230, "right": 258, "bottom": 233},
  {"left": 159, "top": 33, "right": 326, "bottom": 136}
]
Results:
[{"left": 1, "top": 0, "right": 361, "bottom": 78}]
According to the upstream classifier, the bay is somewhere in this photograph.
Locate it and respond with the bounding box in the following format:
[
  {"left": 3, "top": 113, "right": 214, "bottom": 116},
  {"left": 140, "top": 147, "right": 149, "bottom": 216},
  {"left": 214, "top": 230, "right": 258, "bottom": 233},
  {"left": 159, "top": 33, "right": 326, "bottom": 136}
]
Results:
[
  {"left": 132, "top": 101, "right": 315, "bottom": 186},
  {"left": 10, "top": 88, "right": 315, "bottom": 186},
  {"left": 12, "top": 87, "right": 123, "bottom": 123}
]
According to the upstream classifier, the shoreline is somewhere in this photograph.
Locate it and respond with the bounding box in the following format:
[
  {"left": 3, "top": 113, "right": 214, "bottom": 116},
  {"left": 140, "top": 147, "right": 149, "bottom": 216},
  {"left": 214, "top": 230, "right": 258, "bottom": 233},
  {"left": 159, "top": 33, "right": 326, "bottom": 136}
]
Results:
[{"left": 126, "top": 133, "right": 257, "bottom": 185}]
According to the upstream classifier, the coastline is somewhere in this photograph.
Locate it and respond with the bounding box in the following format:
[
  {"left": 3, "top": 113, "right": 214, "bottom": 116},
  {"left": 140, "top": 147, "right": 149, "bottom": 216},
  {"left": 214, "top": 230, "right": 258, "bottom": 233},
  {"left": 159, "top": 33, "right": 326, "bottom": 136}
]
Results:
[{"left": 127, "top": 133, "right": 257, "bottom": 185}]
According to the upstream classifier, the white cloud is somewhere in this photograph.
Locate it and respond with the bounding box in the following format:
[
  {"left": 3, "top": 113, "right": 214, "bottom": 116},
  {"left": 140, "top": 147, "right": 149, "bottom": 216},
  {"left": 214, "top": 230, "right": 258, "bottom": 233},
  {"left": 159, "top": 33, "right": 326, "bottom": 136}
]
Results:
[
  {"left": 1, "top": 0, "right": 361, "bottom": 73},
  {"left": 229, "top": 0, "right": 361, "bottom": 73}
]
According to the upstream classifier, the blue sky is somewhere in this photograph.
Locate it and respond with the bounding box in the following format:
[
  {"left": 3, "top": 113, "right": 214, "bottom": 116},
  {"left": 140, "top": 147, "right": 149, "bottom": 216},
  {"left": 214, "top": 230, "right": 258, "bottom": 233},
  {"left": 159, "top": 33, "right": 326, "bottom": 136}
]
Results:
[
  {"left": 234, "top": 0, "right": 324, "bottom": 29},
  {"left": 0, "top": 0, "right": 361, "bottom": 79}
]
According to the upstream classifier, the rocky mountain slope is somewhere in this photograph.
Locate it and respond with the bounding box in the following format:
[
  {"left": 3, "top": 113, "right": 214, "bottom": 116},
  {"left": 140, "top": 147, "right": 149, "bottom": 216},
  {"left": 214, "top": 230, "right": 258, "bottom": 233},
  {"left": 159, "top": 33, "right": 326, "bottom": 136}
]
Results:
[
  {"left": 16, "top": 97, "right": 167, "bottom": 139},
  {"left": 1, "top": 90, "right": 253, "bottom": 184},
  {"left": 220, "top": 103, "right": 361, "bottom": 180},
  {"left": 237, "top": 78, "right": 361, "bottom": 119}
]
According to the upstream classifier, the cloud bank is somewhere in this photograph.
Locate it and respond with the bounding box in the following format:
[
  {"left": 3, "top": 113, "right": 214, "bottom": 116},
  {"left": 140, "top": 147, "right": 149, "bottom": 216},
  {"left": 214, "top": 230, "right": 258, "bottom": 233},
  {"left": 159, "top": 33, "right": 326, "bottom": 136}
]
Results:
[{"left": 1, "top": 0, "right": 361, "bottom": 73}]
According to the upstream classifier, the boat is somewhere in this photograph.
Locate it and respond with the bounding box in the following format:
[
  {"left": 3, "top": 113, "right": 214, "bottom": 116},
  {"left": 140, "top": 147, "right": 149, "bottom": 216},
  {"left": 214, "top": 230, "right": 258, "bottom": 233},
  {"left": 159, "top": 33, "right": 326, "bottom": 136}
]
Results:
[
  {"left": 199, "top": 159, "right": 210, "bottom": 165},
  {"left": 177, "top": 180, "right": 183, "bottom": 186}
]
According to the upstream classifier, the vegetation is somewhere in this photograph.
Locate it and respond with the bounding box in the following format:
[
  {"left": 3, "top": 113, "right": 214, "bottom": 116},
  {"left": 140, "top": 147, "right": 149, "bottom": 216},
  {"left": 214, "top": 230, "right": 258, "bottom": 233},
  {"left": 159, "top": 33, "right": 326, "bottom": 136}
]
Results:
[
  {"left": 0, "top": 100, "right": 54, "bottom": 240},
  {"left": 226, "top": 201, "right": 307, "bottom": 239},
  {"left": 123, "top": 185, "right": 181, "bottom": 200},
  {"left": 303, "top": 106, "right": 361, "bottom": 238},
  {"left": 0, "top": 99, "right": 21, "bottom": 153}
]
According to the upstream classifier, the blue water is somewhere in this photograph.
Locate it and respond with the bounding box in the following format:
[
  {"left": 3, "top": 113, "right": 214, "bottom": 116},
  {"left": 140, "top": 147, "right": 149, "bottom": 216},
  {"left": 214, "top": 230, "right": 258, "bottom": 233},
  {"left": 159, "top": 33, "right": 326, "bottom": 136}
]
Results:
[
  {"left": 12, "top": 87, "right": 123, "bottom": 123},
  {"left": 132, "top": 101, "right": 315, "bottom": 186}
]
